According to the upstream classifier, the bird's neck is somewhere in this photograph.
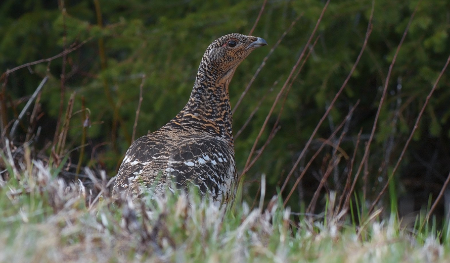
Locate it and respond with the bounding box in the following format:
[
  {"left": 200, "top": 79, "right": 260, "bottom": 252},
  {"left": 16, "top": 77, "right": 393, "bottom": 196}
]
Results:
[{"left": 169, "top": 66, "right": 236, "bottom": 145}]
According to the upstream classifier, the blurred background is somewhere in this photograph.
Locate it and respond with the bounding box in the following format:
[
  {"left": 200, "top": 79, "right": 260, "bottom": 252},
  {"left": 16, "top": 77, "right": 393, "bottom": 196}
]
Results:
[{"left": 1, "top": 0, "right": 450, "bottom": 219}]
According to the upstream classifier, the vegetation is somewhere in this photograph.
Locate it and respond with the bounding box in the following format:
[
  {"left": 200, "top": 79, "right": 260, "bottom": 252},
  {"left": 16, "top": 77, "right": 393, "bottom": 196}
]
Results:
[
  {"left": 1, "top": 156, "right": 449, "bottom": 262},
  {"left": 1, "top": 0, "right": 450, "bottom": 261}
]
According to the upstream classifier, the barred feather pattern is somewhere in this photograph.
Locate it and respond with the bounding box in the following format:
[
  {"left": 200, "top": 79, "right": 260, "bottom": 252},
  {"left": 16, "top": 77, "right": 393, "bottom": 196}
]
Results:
[{"left": 112, "top": 33, "right": 267, "bottom": 205}]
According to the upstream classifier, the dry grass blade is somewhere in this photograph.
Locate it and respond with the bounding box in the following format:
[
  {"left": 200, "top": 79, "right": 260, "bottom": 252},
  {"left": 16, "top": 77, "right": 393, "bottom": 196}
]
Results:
[
  {"left": 132, "top": 74, "right": 146, "bottom": 142},
  {"left": 9, "top": 76, "right": 48, "bottom": 139},
  {"left": 55, "top": 93, "right": 76, "bottom": 159},
  {"left": 0, "top": 147, "right": 448, "bottom": 262},
  {"left": 357, "top": 208, "right": 383, "bottom": 238},
  {"left": 280, "top": 0, "right": 374, "bottom": 195},
  {"left": 76, "top": 97, "right": 88, "bottom": 176},
  {"left": 421, "top": 171, "right": 450, "bottom": 230}
]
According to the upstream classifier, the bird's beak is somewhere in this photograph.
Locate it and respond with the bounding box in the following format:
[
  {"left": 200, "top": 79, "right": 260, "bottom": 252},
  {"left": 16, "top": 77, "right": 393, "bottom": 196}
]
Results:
[{"left": 247, "top": 37, "right": 268, "bottom": 50}]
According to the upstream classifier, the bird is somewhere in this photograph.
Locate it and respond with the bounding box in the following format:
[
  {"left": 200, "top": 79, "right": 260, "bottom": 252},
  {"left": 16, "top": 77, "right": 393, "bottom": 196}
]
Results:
[{"left": 112, "top": 33, "right": 267, "bottom": 205}]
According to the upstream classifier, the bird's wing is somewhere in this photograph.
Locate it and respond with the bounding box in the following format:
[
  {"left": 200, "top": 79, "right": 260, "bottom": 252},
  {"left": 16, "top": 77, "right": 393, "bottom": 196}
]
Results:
[
  {"left": 113, "top": 135, "right": 170, "bottom": 195},
  {"left": 113, "top": 132, "right": 236, "bottom": 201},
  {"left": 166, "top": 134, "right": 237, "bottom": 199}
]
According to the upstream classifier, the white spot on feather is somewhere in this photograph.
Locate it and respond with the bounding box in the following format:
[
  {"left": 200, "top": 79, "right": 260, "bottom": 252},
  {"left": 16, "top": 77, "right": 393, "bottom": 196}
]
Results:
[
  {"left": 184, "top": 161, "right": 195, "bottom": 167},
  {"left": 129, "top": 160, "right": 140, "bottom": 166},
  {"left": 198, "top": 157, "right": 206, "bottom": 164},
  {"left": 122, "top": 156, "right": 131, "bottom": 164},
  {"left": 128, "top": 176, "right": 138, "bottom": 182}
]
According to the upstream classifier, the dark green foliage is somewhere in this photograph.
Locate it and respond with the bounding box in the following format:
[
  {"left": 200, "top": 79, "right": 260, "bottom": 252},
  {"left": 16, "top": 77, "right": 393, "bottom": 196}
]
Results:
[{"left": 1, "top": 0, "right": 449, "bottom": 213}]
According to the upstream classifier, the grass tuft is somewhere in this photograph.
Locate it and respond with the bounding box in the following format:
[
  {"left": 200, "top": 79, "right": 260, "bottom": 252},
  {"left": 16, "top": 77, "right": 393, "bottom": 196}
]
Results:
[{"left": 1, "top": 151, "right": 450, "bottom": 262}]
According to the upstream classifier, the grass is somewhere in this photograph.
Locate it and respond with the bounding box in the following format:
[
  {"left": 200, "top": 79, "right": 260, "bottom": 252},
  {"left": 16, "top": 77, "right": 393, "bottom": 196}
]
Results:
[{"left": 1, "top": 150, "right": 449, "bottom": 263}]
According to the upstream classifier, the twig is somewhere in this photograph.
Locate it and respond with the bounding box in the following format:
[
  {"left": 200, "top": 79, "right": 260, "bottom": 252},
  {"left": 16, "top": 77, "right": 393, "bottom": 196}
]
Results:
[
  {"left": 250, "top": 184, "right": 262, "bottom": 211},
  {"left": 242, "top": 1, "right": 329, "bottom": 175},
  {"left": 1, "top": 38, "right": 92, "bottom": 81},
  {"left": 241, "top": 125, "right": 281, "bottom": 177},
  {"left": 369, "top": 52, "right": 450, "bottom": 214},
  {"left": 248, "top": 0, "right": 268, "bottom": 36},
  {"left": 355, "top": 1, "right": 419, "bottom": 216},
  {"left": 76, "top": 97, "right": 88, "bottom": 176},
  {"left": 240, "top": 36, "right": 319, "bottom": 177},
  {"left": 90, "top": 142, "right": 109, "bottom": 163},
  {"left": 9, "top": 76, "right": 48, "bottom": 139},
  {"left": 307, "top": 154, "right": 342, "bottom": 214},
  {"left": 1, "top": 37, "right": 90, "bottom": 137},
  {"left": 55, "top": 92, "right": 76, "bottom": 158},
  {"left": 283, "top": 102, "right": 359, "bottom": 206},
  {"left": 337, "top": 129, "right": 362, "bottom": 213},
  {"left": 53, "top": 1, "right": 68, "bottom": 151},
  {"left": 235, "top": 91, "right": 269, "bottom": 139},
  {"left": 280, "top": 1, "right": 374, "bottom": 195},
  {"left": 233, "top": 16, "right": 301, "bottom": 114},
  {"left": 235, "top": 82, "right": 276, "bottom": 139},
  {"left": 382, "top": 77, "right": 403, "bottom": 177},
  {"left": 132, "top": 74, "right": 146, "bottom": 142}
]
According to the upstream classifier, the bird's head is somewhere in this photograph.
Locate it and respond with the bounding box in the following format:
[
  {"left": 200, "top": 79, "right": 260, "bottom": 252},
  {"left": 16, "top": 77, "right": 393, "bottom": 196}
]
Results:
[{"left": 200, "top": 33, "right": 267, "bottom": 83}]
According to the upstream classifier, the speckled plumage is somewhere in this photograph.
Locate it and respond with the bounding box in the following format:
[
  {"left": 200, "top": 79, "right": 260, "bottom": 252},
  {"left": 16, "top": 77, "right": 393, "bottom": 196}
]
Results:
[{"left": 112, "top": 33, "right": 267, "bottom": 204}]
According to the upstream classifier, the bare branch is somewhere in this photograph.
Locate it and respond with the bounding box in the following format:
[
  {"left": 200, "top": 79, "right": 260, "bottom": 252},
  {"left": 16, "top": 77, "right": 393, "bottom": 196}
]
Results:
[
  {"left": 280, "top": 1, "right": 374, "bottom": 195},
  {"left": 242, "top": 0, "right": 330, "bottom": 177},
  {"left": 369, "top": 52, "right": 450, "bottom": 214},
  {"left": 356, "top": 2, "right": 419, "bottom": 215},
  {"left": 283, "top": 102, "right": 359, "bottom": 206},
  {"left": 233, "top": 16, "right": 301, "bottom": 114},
  {"left": 1, "top": 38, "right": 92, "bottom": 80},
  {"left": 248, "top": 0, "right": 268, "bottom": 36}
]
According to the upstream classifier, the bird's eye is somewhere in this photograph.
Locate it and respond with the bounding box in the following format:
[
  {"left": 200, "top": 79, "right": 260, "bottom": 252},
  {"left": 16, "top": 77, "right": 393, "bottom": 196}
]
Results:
[{"left": 227, "top": 40, "right": 237, "bottom": 47}]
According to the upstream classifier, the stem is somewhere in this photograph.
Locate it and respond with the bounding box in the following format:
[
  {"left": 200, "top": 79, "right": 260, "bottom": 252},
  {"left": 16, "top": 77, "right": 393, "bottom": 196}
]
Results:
[
  {"left": 76, "top": 96, "right": 88, "bottom": 177},
  {"left": 9, "top": 76, "right": 48, "bottom": 139},
  {"left": 132, "top": 74, "right": 146, "bottom": 142},
  {"left": 93, "top": 0, "right": 118, "bottom": 150},
  {"left": 248, "top": 0, "right": 268, "bottom": 35},
  {"left": 280, "top": 1, "right": 374, "bottom": 195},
  {"left": 369, "top": 52, "right": 450, "bottom": 214},
  {"left": 53, "top": 1, "right": 68, "bottom": 150}
]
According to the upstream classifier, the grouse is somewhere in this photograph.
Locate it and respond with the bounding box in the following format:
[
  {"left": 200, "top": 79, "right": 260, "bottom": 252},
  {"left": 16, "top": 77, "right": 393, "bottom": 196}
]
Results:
[{"left": 112, "top": 33, "right": 267, "bottom": 204}]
